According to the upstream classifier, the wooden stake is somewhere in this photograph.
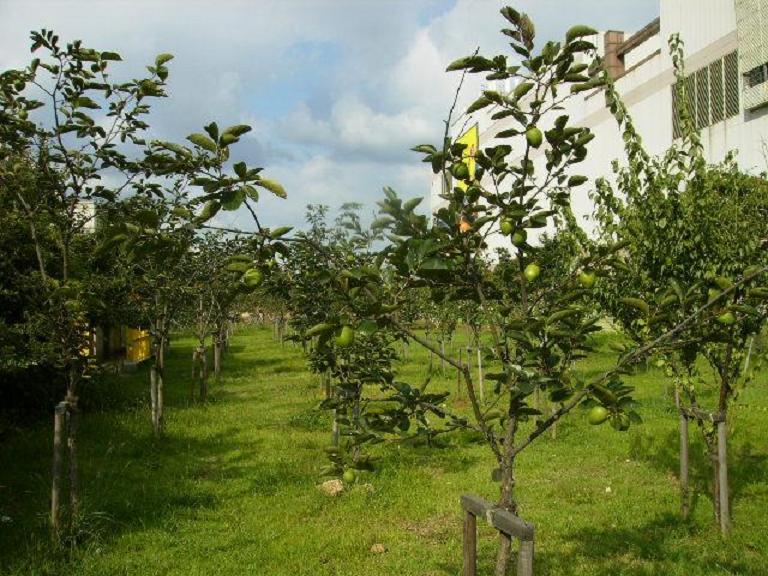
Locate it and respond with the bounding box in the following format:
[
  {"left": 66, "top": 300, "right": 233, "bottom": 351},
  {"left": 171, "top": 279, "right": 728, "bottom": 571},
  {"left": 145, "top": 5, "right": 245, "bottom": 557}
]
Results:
[
  {"left": 463, "top": 510, "right": 477, "bottom": 576},
  {"left": 518, "top": 539, "right": 534, "bottom": 576},
  {"left": 718, "top": 420, "right": 730, "bottom": 535},
  {"left": 51, "top": 403, "right": 65, "bottom": 538},
  {"left": 67, "top": 405, "right": 79, "bottom": 524}
]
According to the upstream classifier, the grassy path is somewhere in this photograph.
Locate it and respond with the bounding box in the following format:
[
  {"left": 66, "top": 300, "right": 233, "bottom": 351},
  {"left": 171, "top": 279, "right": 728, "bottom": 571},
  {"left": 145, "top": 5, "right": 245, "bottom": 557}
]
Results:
[{"left": 1, "top": 326, "right": 767, "bottom": 575}]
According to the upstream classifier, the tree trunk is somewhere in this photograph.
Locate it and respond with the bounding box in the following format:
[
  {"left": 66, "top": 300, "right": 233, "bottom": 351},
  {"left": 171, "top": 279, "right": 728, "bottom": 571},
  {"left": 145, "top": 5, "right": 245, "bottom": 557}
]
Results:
[
  {"left": 199, "top": 347, "right": 208, "bottom": 402},
  {"left": 476, "top": 346, "right": 484, "bottom": 405},
  {"left": 51, "top": 404, "right": 65, "bottom": 538},
  {"left": 711, "top": 440, "right": 721, "bottom": 526},
  {"left": 214, "top": 338, "right": 222, "bottom": 379},
  {"left": 457, "top": 348, "right": 463, "bottom": 399},
  {"left": 156, "top": 367, "right": 165, "bottom": 435},
  {"left": 156, "top": 334, "right": 166, "bottom": 435},
  {"left": 440, "top": 339, "right": 446, "bottom": 376},
  {"left": 66, "top": 405, "right": 79, "bottom": 526},
  {"left": 674, "top": 387, "right": 690, "bottom": 518},
  {"left": 717, "top": 420, "right": 730, "bottom": 535},
  {"left": 150, "top": 365, "right": 159, "bottom": 433},
  {"left": 64, "top": 365, "right": 79, "bottom": 525},
  {"left": 494, "top": 417, "right": 518, "bottom": 576}
]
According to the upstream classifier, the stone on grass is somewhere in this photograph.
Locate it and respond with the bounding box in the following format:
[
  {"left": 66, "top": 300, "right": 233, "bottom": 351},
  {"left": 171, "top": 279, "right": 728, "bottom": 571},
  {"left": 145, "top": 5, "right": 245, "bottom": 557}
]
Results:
[{"left": 318, "top": 479, "right": 344, "bottom": 497}]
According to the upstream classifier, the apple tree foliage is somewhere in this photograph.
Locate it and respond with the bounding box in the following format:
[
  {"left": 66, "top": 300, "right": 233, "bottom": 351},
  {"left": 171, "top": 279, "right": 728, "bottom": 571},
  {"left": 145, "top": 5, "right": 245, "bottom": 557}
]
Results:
[
  {"left": 592, "top": 34, "right": 768, "bottom": 533},
  {"left": 370, "top": 8, "right": 744, "bottom": 573},
  {"left": 280, "top": 204, "right": 458, "bottom": 478}
]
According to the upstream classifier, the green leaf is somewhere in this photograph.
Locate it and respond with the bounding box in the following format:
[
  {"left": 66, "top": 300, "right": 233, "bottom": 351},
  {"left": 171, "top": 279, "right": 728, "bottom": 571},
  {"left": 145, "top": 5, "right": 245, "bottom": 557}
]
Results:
[
  {"left": 222, "top": 124, "right": 252, "bottom": 138},
  {"left": 243, "top": 185, "right": 259, "bottom": 200},
  {"left": 269, "top": 226, "right": 293, "bottom": 238},
  {"left": 500, "top": 6, "right": 521, "bottom": 25},
  {"left": 513, "top": 81, "right": 534, "bottom": 99},
  {"left": 306, "top": 322, "right": 335, "bottom": 337},
  {"left": 620, "top": 297, "right": 650, "bottom": 315},
  {"left": 100, "top": 51, "right": 122, "bottom": 61},
  {"left": 256, "top": 178, "right": 286, "bottom": 199},
  {"left": 73, "top": 96, "right": 100, "bottom": 109},
  {"left": 568, "top": 175, "right": 588, "bottom": 187},
  {"left": 446, "top": 57, "right": 472, "bottom": 72},
  {"left": 221, "top": 187, "right": 246, "bottom": 210},
  {"left": 411, "top": 144, "right": 437, "bottom": 154},
  {"left": 186, "top": 133, "right": 218, "bottom": 152},
  {"left": 226, "top": 261, "right": 250, "bottom": 273},
  {"left": 155, "top": 53, "right": 174, "bottom": 66},
  {"left": 565, "top": 25, "right": 598, "bottom": 44},
  {"left": 204, "top": 122, "right": 219, "bottom": 142},
  {"left": 357, "top": 319, "right": 378, "bottom": 336},
  {"left": 467, "top": 95, "right": 492, "bottom": 114},
  {"left": 234, "top": 161, "right": 247, "bottom": 179},
  {"left": 197, "top": 200, "right": 221, "bottom": 222}
]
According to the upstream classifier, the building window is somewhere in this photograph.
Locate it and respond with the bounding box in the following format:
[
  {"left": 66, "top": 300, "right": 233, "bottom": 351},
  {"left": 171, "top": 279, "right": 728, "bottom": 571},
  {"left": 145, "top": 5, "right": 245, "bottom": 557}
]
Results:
[
  {"left": 672, "top": 50, "right": 740, "bottom": 138},
  {"left": 745, "top": 62, "right": 768, "bottom": 87}
]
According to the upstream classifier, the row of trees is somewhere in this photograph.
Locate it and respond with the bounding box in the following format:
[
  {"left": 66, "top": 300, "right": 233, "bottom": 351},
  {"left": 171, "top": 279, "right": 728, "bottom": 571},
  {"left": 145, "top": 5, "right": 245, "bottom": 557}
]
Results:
[
  {"left": 268, "top": 10, "right": 768, "bottom": 575},
  {"left": 1, "top": 6, "right": 767, "bottom": 573},
  {"left": 0, "top": 31, "right": 287, "bottom": 537}
]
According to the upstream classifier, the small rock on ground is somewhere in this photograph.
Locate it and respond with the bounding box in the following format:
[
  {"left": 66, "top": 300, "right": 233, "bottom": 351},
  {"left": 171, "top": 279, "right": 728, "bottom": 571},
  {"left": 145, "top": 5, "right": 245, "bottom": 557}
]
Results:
[{"left": 318, "top": 479, "right": 344, "bottom": 497}]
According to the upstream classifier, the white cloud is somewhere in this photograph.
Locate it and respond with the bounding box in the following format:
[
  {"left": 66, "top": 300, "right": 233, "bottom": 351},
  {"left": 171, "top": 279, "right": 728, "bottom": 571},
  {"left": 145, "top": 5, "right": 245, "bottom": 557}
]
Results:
[{"left": 0, "top": 0, "right": 660, "bottom": 232}]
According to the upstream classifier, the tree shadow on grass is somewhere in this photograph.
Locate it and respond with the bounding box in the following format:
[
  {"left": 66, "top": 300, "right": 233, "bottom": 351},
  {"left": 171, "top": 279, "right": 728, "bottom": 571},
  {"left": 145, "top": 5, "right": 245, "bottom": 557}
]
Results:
[
  {"left": 535, "top": 512, "right": 756, "bottom": 576},
  {"left": 628, "top": 428, "right": 768, "bottom": 518}
]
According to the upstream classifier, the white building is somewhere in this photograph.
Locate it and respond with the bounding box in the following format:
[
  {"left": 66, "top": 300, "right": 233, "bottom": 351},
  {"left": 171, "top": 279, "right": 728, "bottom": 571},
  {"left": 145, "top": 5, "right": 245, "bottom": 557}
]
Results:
[{"left": 431, "top": 0, "right": 768, "bottom": 250}]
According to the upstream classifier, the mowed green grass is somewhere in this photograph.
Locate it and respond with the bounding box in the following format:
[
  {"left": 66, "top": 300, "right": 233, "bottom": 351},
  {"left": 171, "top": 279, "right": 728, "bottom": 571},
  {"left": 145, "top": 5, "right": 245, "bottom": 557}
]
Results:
[{"left": 0, "top": 325, "right": 766, "bottom": 575}]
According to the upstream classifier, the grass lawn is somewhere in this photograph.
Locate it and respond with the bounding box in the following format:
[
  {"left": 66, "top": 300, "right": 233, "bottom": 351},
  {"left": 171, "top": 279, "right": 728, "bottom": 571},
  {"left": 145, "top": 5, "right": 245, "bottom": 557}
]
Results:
[{"left": 0, "top": 325, "right": 766, "bottom": 575}]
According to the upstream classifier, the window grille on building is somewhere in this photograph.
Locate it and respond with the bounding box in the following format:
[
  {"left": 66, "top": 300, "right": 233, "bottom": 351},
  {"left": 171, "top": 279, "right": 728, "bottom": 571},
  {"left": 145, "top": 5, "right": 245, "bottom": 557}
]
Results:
[{"left": 672, "top": 50, "right": 740, "bottom": 138}]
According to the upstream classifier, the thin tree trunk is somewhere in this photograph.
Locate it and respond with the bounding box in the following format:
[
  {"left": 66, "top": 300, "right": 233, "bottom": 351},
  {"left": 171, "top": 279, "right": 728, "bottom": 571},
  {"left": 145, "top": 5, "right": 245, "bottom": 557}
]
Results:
[
  {"left": 494, "top": 416, "right": 518, "bottom": 576},
  {"left": 156, "top": 365, "right": 165, "bottom": 435},
  {"left": 711, "top": 441, "right": 721, "bottom": 525},
  {"left": 28, "top": 219, "right": 48, "bottom": 281},
  {"left": 150, "top": 365, "right": 158, "bottom": 433},
  {"left": 717, "top": 420, "right": 730, "bottom": 535},
  {"left": 65, "top": 365, "right": 79, "bottom": 525},
  {"left": 51, "top": 404, "right": 65, "bottom": 538},
  {"left": 674, "top": 387, "right": 690, "bottom": 518},
  {"left": 457, "top": 348, "right": 463, "bottom": 399},
  {"left": 440, "top": 339, "right": 446, "bottom": 376},
  {"left": 66, "top": 406, "right": 79, "bottom": 525},
  {"left": 156, "top": 333, "right": 166, "bottom": 434},
  {"left": 214, "top": 338, "right": 222, "bottom": 379},
  {"left": 200, "top": 346, "right": 208, "bottom": 402},
  {"left": 476, "top": 346, "right": 484, "bottom": 405}
]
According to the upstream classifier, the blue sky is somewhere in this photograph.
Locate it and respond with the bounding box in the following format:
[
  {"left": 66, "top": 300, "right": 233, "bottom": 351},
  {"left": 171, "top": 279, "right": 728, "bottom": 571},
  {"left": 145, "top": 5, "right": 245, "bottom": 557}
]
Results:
[{"left": 0, "top": 0, "right": 659, "bottom": 231}]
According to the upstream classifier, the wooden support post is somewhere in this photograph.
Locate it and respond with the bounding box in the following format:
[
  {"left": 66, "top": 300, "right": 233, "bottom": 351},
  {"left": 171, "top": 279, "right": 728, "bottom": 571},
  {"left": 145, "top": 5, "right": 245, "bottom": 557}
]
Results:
[
  {"left": 679, "top": 412, "right": 690, "bottom": 519},
  {"left": 463, "top": 510, "right": 477, "bottom": 576},
  {"left": 717, "top": 420, "right": 730, "bottom": 535},
  {"left": 51, "top": 403, "right": 66, "bottom": 537},
  {"left": 66, "top": 404, "right": 79, "bottom": 524},
  {"left": 518, "top": 539, "right": 534, "bottom": 576},
  {"left": 461, "top": 494, "right": 535, "bottom": 576}
]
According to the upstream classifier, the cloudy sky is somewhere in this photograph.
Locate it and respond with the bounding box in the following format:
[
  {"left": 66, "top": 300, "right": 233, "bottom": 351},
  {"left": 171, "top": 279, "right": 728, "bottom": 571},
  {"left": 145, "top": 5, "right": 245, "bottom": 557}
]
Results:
[{"left": 0, "top": 0, "right": 658, "bottom": 231}]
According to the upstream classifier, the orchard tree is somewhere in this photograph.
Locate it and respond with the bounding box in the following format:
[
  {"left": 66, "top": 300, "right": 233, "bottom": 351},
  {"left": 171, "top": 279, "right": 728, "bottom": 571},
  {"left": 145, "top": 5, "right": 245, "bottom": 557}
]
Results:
[
  {"left": 282, "top": 204, "right": 454, "bottom": 480},
  {"left": 592, "top": 35, "right": 768, "bottom": 534},
  {"left": 0, "top": 30, "right": 176, "bottom": 536},
  {"left": 368, "top": 8, "right": 745, "bottom": 573}
]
